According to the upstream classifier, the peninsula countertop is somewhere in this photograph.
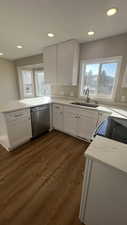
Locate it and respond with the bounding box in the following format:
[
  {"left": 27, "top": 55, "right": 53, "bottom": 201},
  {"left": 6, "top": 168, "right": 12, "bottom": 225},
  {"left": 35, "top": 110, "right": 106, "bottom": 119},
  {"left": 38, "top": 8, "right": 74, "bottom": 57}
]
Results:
[{"left": 85, "top": 135, "right": 127, "bottom": 174}]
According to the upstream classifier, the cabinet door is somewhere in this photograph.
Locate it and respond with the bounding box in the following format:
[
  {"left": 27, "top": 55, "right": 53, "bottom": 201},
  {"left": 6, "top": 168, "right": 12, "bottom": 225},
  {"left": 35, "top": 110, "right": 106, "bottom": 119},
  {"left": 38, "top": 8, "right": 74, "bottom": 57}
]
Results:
[
  {"left": 7, "top": 115, "right": 32, "bottom": 148},
  {"left": 64, "top": 111, "right": 77, "bottom": 136},
  {"left": 53, "top": 104, "right": 64, "bottom": 131},
  {"left": 77, "top": 114, "right": 97, "bottom": 141},
  {"left": 57, "top": 40, "right": 79, "bottom": 85},
  {"left": 43, "top": 45, "right": 57, "bottom": 83},
  {"left": 84, "top": 160, "right": 127, "bottom": 225}
]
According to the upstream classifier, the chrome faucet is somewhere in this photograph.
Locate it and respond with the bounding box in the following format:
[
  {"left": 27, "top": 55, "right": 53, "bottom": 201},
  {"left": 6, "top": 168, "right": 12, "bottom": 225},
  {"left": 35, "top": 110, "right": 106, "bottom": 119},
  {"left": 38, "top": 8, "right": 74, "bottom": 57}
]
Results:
[{"left": 83, "top": 88, "right": 90, "bottom": 103}]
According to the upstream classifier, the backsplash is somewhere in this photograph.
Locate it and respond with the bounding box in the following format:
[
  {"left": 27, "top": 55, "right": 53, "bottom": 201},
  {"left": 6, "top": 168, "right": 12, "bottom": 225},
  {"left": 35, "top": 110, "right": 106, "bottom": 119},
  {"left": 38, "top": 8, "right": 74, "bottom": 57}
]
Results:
[{"left": 49, "top": 85, "right": 78, "bottom": 98}]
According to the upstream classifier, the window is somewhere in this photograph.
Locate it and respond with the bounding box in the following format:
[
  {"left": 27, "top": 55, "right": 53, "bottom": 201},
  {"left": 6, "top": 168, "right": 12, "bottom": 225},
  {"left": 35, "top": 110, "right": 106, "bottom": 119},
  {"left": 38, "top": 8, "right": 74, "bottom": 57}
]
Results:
[
  {"left": 35, "top": 70, "right": 45, "bottom": 96},
  {"left": 80, "top": 57, "right": 121, "bottom": 100},
  {"left": 22, "top": 70, "right": 34, "bottom": 97},
  {"left": 18, "top": 67, "right": 45, "bottom": 98}
]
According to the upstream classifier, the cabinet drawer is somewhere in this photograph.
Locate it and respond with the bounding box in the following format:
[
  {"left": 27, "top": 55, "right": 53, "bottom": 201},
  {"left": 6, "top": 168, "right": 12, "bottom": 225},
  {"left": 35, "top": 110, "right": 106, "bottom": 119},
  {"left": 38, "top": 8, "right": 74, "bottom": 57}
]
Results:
[
  {"left": 64, "top": 106, "right": 79, "bottom": 114},
  {"left": 53, "top": 104, "right": 63, "bottom": 112},
  {"left": 5, "top": 109, "right": 29, "bottom": 121},
  {"left": 78, "top": 109, "right": 98, "bottom": 119}
]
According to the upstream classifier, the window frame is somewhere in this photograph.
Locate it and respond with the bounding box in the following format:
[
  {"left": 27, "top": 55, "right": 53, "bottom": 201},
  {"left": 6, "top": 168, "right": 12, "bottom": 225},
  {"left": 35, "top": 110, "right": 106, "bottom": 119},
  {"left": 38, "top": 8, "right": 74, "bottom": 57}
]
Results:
[
  {"left": 22, "top": 69, "right": 35, "bottom": 98},
  {"left": 17, "top": 64, "right": 44, "bottom": 99},
  {"left": 79, "top": 56, "right": 122, "bottom": 102}
]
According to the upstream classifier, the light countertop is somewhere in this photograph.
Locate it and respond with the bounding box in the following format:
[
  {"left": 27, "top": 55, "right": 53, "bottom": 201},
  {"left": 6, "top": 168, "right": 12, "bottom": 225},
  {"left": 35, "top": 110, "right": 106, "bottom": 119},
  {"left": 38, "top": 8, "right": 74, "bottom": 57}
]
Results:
[
  {"left": 86, "top": 136, "right": 127, "bottom": 174},
  {"left": 0, "top": 97, "right": 52, "bottom": 113},
  {"left": 0, "top": 97, "right": 111, "bottom": 113},
  {"left": 0, "top": 101, "right": 29, "bottom": 113},
  {"left": 0, "top": 97, "right": 127, "bottom": 119}
]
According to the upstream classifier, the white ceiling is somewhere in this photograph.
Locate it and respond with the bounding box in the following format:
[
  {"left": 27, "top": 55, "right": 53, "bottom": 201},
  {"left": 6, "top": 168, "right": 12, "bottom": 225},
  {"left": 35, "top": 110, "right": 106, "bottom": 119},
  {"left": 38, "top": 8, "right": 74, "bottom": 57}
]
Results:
[{"left": 0, "top": 0, "right": 127, "bottom": 60}]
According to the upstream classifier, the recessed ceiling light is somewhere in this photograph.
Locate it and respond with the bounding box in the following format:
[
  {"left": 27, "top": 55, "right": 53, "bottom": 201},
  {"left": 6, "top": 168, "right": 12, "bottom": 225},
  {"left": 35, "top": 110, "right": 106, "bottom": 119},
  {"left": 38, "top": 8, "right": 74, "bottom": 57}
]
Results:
[
  {"left": 48, "top": 33, "right": 55, "bottom": 37},
  {"left": 107, "top": 8, "right": 118, "bottom": 16},
  {"left": 16, "top": 45, "right": 23, "bottom": 49},
  {"left": 0, "top": 52, "right": 4, "bottom": 56},
  {"left": 88, "top": 31, "right": 95, "bottom": 36}
]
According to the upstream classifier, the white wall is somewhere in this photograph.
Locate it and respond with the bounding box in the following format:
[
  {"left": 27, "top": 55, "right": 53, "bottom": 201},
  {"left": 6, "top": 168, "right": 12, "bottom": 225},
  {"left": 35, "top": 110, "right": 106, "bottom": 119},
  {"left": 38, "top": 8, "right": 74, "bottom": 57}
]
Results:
[{"left": 0, "top": 59, "right": 19, "bottom": 105}]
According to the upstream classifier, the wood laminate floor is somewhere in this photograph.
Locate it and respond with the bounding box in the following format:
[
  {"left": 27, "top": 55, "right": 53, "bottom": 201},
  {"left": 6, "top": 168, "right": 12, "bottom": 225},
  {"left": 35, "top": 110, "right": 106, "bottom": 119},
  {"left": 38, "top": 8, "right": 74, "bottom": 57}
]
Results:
[{"left": 0, "top": 131, "right": 89, "bottom": 225}]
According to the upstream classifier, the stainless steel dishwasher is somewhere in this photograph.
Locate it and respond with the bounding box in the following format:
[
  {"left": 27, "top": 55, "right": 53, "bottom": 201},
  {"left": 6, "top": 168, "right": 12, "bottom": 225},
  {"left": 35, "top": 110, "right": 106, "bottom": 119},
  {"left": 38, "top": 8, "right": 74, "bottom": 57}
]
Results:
[{"left": 31, "top": 104, "right": 50, "bottom": 138}]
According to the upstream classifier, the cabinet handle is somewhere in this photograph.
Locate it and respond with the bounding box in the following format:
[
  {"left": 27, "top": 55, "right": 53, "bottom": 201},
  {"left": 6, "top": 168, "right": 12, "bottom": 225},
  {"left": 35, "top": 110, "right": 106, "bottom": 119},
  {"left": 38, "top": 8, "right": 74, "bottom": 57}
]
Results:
[
  {"left": 15, "top": 114, "right": 25, "bottom": 118},
  {"left": 75, "top": 115, "right": 80, "bottom": 119}
]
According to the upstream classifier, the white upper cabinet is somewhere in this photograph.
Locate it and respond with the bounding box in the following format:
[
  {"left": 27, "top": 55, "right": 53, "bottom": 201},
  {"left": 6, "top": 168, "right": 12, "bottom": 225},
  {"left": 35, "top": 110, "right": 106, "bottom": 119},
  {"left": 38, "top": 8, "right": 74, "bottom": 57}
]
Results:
[
  {"left": 57, "top": 40, "right": 79, "bottom": 85},
  {"left": 43, "top": 45, "right": 57, "bottom": 83},
  {"left": 43, "top": 40, "right": 79, "bottom": 85}
]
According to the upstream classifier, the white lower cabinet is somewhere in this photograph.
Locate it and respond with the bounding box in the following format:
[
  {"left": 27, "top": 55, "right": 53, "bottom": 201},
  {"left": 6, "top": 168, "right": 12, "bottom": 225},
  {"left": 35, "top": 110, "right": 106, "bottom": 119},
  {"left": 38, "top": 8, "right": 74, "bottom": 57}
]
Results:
[
  {"left": 80, "top": 157, "right": 127, "bottom": 225},
  {"left": 77, "top": 109, "right": 98, "bottom": 140},
  {"left": 77, "top": 115, "right": 97, "bottom": 140},
  {"left": 0, "top": 109, "right": 32, "bottom": 151},
  {"left": 53, "top": 104, "right": 64, "bottom": 131},
  {"left": 63, "top": 106, "right": 99, "bottom": 141},
  {"left": 53, "top": 104, "right": 101, "bottom": 141},
  {"left": 63, "top": 107, "right": 77, "bottom": 136}
]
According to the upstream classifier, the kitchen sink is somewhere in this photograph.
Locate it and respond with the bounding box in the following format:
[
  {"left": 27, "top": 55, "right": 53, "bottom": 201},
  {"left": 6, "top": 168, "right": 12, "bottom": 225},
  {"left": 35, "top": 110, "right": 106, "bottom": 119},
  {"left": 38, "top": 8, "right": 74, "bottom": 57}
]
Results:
[{"left": 71, "top": 102, "right": 98, "bottom": 108}]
